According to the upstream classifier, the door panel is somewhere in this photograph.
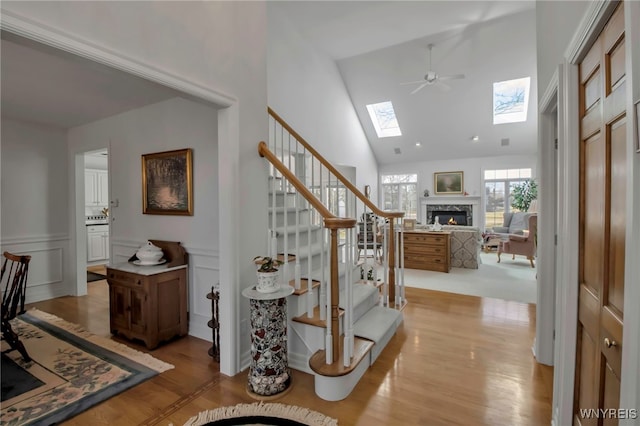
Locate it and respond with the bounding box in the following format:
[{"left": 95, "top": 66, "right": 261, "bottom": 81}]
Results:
[
  {"left": 577, "top": 327, "right": 599, "bottom": 426},
  {"left": 575, "top": 2, "right": 626, "bottom": 423},
  {"left": 602, "top": 363, "right": 621, "bottom": 426},
  {"left": 608, "top": 118, "right": 626, "bottom": 314}
]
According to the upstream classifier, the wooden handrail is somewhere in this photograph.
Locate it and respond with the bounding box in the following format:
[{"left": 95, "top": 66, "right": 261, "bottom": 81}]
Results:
[
  {"left": 268, "top": 107, "right": 404, "bottom": 220},
  {"left": 258, "top": 141, "right": 356, "bottom": 229}
]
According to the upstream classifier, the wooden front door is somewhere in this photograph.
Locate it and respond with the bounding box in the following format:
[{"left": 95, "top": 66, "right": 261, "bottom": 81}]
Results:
[{"left": 575, "top": 3, "right": 627, "bottom": 425}]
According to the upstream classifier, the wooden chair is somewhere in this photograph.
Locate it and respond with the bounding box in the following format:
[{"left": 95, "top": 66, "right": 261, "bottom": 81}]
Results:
[
  {"left": 1, "top": 251, "right": 32, "bottom": 361},
  {"left": 497, "top": 214, "right": 537, "bottom": 268},
  {"left": 357, "top": 221, "right": 383, "bottom": 263}
]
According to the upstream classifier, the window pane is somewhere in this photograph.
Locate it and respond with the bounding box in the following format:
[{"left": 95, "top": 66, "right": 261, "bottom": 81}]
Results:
[
  {"left": 507, "top": 169, "right": 521, "bottom": 179},
  {"left": 485, "top": 181, "right": 505, "bottom": 228},
  {"left": 495, "top": 169, "right": 508, "bottom": 179},
  {"left": 383, "top": 184, "right": 398, "bottom": 211}
]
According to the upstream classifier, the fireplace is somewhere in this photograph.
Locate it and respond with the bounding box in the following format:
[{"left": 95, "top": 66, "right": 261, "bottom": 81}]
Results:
[
  {"left": 433, "top": 211, "right": 468, "bottom": 226},
  {"left": 426, "top": 204, "right": 473, "bottom": 226}
]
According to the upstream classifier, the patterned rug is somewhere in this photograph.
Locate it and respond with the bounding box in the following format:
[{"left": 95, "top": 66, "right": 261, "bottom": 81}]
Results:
[
  {"left": 0, "top": 309, "right": 173, "bottom": 425},
  {"left": 184, "top": 402, "right": 338, "bottom": 426}
]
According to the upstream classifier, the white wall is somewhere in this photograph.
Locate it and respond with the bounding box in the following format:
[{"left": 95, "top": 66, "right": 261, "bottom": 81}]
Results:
[
  {"left": 267, "top": 7, "right": 379, "bottom": 198},
  {"left": 68, "top": 97, "right": 219, "bottom": 343},
  {"left": 535, "top": 0, "right": 591, "bottom": 97},
  {"left": 1, "top": 118, "right": 72, "bottom": 302},
  {"left": 380, "top": 153, "right": 536, "bottom": 225},
  {"left": 2, "top": 0, "right": 268, "bottom": 375}
]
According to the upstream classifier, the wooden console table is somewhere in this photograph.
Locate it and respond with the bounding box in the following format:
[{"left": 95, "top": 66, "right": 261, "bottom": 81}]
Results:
[
  {"left": 107, "top": 240, "right": 188, "bottom": 349},
  {"left": 403, "top": 230, "right": 451, "bottom": 272}
]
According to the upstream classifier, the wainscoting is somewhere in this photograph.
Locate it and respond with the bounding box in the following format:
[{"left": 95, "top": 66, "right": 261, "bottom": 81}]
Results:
[{"left": 0, "top": 233, "right": 72, "bottom": 303}]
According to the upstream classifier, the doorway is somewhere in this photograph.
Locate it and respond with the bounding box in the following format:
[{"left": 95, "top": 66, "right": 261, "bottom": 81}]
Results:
[{"left": 84, "top": 149, "right": 110, "bottom": 285}]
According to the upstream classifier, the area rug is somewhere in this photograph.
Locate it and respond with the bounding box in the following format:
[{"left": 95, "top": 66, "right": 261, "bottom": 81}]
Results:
[
  {"left": 0, "top": 308, "right": 173, "bottom": 426},
  {"left": 87, "top": 271, "right": 107, "bottom": 282},
  {"left": 184, "top": 402, "right": 338, "bottom": 426}
]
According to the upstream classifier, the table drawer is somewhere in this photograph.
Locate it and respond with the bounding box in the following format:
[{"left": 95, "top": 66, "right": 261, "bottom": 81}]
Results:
[
  {"left": 107, "top": 269, "right": 144, "bottom": 286},
  {"left": 404, "top": 244, "right": 446, "bottom": 255},
  {"left": 404, "top": 234, "right": 447, "bottom": 246}
]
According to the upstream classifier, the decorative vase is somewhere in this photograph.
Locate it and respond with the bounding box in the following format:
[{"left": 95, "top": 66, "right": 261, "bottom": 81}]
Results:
[{"left": 256, "top": 271, "right": 280, "bottom": 293}]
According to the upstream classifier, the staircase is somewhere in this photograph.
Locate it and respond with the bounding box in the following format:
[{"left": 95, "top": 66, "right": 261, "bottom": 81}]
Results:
[{"left": 257, "top": 108, "right": 406, "bottom": 401}]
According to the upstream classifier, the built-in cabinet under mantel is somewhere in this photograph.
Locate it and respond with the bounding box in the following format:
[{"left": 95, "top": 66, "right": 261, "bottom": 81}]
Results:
[{"left": 420, "top": 196, "right": 481, "bottom": 227}]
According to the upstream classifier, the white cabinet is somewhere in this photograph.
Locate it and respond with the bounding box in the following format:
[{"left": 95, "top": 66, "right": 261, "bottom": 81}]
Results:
[
  {"left": 85, "top": 169, "right": 109, "bottom": 207},
  {"left": 87, "top": 225, "right": 109, "bottom": 262}
]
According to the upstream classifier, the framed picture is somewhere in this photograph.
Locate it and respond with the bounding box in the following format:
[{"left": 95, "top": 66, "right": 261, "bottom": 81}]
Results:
[
  {"left": 403, "top": 218, "right": 416, "bottom": 230},
  {"left": 434, "top": 171, "right": 464, "bottom": 195},
  {"left": 142, "top": 148, "right": 193, "bottom": 215}
]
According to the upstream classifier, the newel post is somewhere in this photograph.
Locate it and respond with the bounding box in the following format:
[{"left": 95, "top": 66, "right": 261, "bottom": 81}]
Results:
[
  {"left": 324, "top": 217, "right": 356, "bottom": 362},
  {"left": 387, "top": 217, "right": 396, "bottom": 305}
]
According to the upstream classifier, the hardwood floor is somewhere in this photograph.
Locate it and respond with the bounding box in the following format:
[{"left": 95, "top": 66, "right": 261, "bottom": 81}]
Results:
[{"left": 25, "top": 283, "right": 553, "bottom": 425}]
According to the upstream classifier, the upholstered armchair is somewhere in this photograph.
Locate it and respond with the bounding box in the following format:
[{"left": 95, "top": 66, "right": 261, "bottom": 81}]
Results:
[
  {"left": 492, "top": 211, "right": 534, "bottom": 237},
  {"left": 497, "top": 214, "right": 537, "bottom": 268}
]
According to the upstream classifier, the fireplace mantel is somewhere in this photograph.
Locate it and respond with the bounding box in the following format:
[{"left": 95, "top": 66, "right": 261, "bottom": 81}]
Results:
[
  {"left": 421, "top": 196, "right": 481, "bottom": 205},
  {"left": 420, "top": 196, "right": 481, "bottom": 226}
]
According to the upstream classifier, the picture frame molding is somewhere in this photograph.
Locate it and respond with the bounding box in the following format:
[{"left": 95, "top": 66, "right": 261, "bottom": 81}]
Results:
[
  {"left": 433, "top": 171, "right": 464, "bottom": 195},
  {"left": 142, "top": 148, "right": 193, "bottom": 215}
]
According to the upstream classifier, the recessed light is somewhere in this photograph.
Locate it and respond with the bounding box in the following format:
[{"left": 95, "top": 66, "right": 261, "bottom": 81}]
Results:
[
  {"left": 415, "top": 142, "right": 421, "bottom": 147},
  {"left": 471, "top": 135, "right": 479, "bottom": 142}
]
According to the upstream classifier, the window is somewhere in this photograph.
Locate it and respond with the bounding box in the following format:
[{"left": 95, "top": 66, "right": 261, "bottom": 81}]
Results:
[
  {"left": 484, "top": 168, "right": 532, "bottom": 228},
  {"left": 381, "top": 174, "right": 417, "bottom": 219},
  {"left": 493, "top": 77, "right": 531, "bottom": 124},
  {"left": 366, "top": 101, "right": 402, "bottom": 138}
]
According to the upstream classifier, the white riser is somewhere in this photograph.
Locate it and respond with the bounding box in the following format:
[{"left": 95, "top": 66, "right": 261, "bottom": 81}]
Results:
[
  {"left": 270, "top": 208, "right": 312, "bottom": 227},
  {"left": 275, "top": 226, "right": 323, "bottom": 251},
  {"left": 314, "top": 354, "right": 371, "bottom": 401},
  {"left": 270, "top": 192, "right": 308, "bottom": 209}
]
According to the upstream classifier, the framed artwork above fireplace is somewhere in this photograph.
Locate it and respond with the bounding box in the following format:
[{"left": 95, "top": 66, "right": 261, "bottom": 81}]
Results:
[{"left": 434, "top": 171, "right": 463, "bottom": 195}]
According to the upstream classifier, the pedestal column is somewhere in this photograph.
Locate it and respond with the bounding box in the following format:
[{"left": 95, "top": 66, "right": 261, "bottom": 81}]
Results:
[{"left": 242, "top": 285, "right": 294, "bottom": 399}]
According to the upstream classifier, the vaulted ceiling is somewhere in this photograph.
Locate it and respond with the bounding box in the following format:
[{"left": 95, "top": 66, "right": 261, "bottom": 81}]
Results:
[
  {"left": 272, "top": 1, "right": 538, "bottom": 165},
  {"left": 2, "top": 2, "right": 539, "bottom": 166}
]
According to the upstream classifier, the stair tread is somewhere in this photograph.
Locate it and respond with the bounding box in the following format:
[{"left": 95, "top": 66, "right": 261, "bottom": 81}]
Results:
[
  {"left": 293, "top": 305, "right": 343, "bottom": 327},
  {"left": 338, "top": 283, "right": 378, "bottom": 309},
  {"left": 273, "top": 224, "right": 322, "bottom": 235},
  {"left": 288, "top": 278, "right": 320, "bottom": 295},
  {"left": 272, "top": 206, "right": 311, "bottom": 213},
  {"left": 308, "top": 336, "right": 373, "bottom": 377},
  {"left": 353, "top": 306, "right": 403, "bottom": 344}
]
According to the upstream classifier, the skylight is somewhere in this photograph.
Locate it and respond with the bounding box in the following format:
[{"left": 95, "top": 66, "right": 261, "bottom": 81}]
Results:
[
  {"left": 366, "top": 101, "right": 402, "bottom": 138},
  {"left": 493, "top": 77, "right": 531, "bottom": 124}
]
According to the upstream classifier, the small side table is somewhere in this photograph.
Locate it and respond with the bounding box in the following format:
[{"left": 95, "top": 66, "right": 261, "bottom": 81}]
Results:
[
  {"left": 482, "top": 235, "right": 502, "bottom": 253},
  {"left": 242, "top": 285, "right": 294, "bottom": 399}
]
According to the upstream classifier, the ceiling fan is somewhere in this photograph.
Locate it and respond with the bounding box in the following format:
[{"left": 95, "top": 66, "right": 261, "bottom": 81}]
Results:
[{"left": 401, "top": 44, "right": 465, "bottom": 95}]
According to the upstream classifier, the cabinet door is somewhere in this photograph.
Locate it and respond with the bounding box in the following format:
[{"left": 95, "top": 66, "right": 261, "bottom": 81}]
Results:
[
  {"left": 85, "top": 170, "right": 98, "bottom": 205},
  {"left": 87, "top": 231, "right": 107, "bottom": 261},
  {"left": 102, "top": 231, "right": 110, "bottom": 260},
  {"left": 96, "top": 171, "right": 109, "bottom": 207},
  {"left": 109, "top": 284, "right": 129, "bottom": 332},
  {"left": 129, "top": 287, "right": 147, "bottom": 334}
]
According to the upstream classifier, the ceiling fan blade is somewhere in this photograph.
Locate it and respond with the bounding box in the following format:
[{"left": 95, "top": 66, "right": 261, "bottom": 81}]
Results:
[
  {"left": 410, "top": 83, "right": 428, "bottom": 95},
  {"left": 435, "top": 81, "right": 451, "bottom": 92},
  {"left": 400, "top": 79, "right": 426, "bottom": 86},
  {"left": 438, "top": 74, "right": 465, "bottom": 81}
]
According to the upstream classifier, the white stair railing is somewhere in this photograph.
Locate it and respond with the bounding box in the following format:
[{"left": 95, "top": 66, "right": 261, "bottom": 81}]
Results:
[{"left": 262, "top": 107, "right": 406, "bottom": 370}]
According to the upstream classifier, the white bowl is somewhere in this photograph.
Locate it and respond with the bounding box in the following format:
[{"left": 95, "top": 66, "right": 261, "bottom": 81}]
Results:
[{"left": 136, "top": 242, "right": 163, "bottom": 262}]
